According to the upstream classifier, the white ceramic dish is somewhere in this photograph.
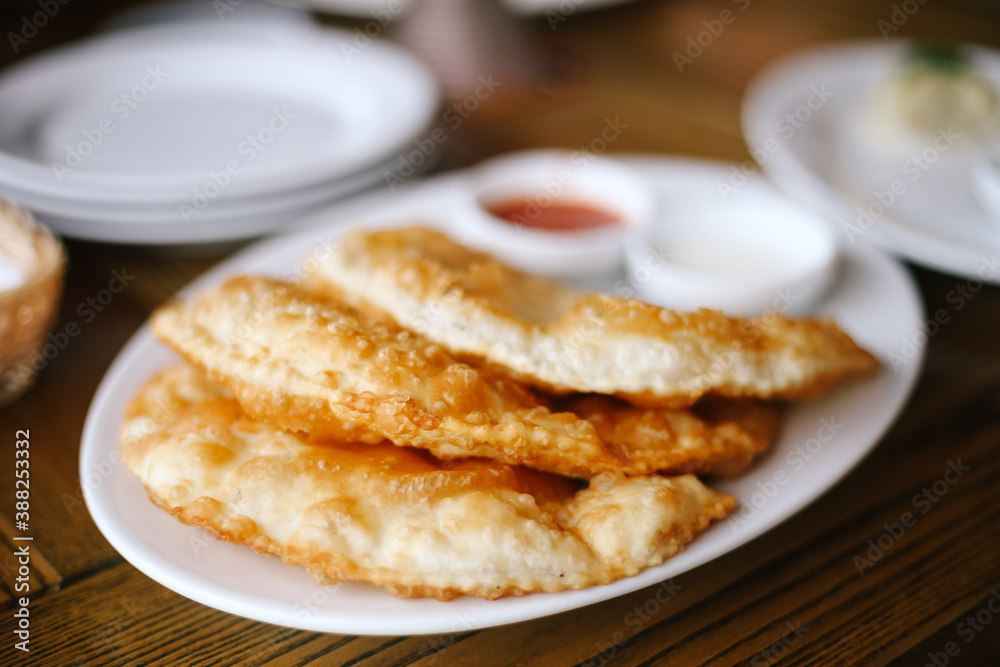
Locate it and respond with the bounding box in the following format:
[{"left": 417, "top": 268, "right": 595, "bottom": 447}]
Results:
[
  {"left": 4, "top": 152, "right": 396, "bottom": 221},
  {"left": 451, "top": 150, "right": 656, "bottom": 279},
  {"left": 82, "top": 157, "right": 923, "bottom": 635},
  {"left": 743, "top": 40, "right": 1000, "bottom": 284},
  {"left": 21, "top": 155, "right": 425, "bottom": 245},
  {"left": 0, "top": 22, "right": 437, "bottom": 203},
  {"left": 624, "top": 174, "right": 838, "bottom": 316}
]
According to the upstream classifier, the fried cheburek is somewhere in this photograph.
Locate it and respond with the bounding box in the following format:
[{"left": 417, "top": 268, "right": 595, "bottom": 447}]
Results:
[
  {"left": 152, "top": 276, "right": 778, "bottom": 479},
  {"left": 307, "top": 226, "right": 880, "bottom": 408},
  {"left": 122, "top": 364, "right": 735, "bottom": 600},
  {"left": 562, "top": 396, "right": 779, "bottom": 478}
]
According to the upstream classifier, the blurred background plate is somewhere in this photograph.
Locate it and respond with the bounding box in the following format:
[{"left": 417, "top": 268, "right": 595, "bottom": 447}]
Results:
[
  {"left": 25, "top": 153, "right": 428, "bottom": 244},
  {"left": 0, "top": 23, "right": 437, "bottom": 200},
  {"left": 743, "top": 40, "right": 1000, "bottom": 284},
  {"left": 0, "top": 20, "right": 438, "bottom": 243}
]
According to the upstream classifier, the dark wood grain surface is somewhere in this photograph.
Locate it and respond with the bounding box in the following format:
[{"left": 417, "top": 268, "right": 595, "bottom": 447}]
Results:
[{"left": 2, "top": 0, "right": 1000, "bottom": 665}]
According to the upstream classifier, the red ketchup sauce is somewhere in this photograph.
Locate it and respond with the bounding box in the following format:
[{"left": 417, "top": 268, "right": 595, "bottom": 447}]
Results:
[{"left": 486, "top": 198, "right": 621, "bottom": 231}]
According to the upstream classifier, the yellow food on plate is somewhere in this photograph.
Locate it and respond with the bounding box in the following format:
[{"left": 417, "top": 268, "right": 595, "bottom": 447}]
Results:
[
  {"left": 152, "top": 275, "right": 778, "bottom": 479},
  {"left": 307, "top": 226, "right": 879, "bottom": 407},
  {"left": 561, "top": 395, "right": 778, "bottom": 478},
  {"left": 122, "top": 364, "right": 735, "bottom": 600}
]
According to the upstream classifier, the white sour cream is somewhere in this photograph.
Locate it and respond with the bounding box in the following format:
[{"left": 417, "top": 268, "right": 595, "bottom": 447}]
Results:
[{"left": 624, "top": 186, "right": 840, "bottom": 316}]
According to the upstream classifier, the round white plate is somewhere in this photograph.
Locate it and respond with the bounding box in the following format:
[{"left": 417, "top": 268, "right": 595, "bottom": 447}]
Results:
[
  {"left": 0, "top": 22, "right": 437, "bottom": 203},
  {"left": 20, "top": 161, "right": 402, "bottom": 245},
  {"left": 82, "top": 158, "right": 924, "bottom": 635},
  {"left": 743, "top": 40, "right": 1000, "bottom": 284},
  {"left": 6, "top": 151, "right": 393, "bottom": 220},
  {"left": 9, "top": 151, "right": 435, "bottom": 245}
]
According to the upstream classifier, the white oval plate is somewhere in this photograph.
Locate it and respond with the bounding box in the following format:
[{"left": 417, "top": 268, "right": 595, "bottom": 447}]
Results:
[
  {"left": 15, "top": 153, "right": 428, "bottom": 245},
  {"left": 0, "top": 22, "right": 437, "bottom": 203},
  {"left": 743, "top": 40, "right": 1000, "bottom": 284},
  {"left": 81, "top": 158, "right": 924, "bottom": 635}
]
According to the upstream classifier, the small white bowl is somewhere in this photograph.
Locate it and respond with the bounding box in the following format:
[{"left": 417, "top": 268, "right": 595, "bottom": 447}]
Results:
[
  {"left": 450, "top": 150, "right": 657, "bottom": 279},
  {"left": 624, "top": 181, "right": 839, "bottom": 316}
]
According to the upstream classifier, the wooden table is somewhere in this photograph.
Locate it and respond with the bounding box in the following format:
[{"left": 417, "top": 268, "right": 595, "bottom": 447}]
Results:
[{"left": 3, "top": 0, "right": 1000, "bottom": 664}]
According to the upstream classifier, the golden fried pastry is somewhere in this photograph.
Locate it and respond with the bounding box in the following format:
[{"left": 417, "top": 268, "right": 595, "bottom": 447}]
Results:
[
  {"left": 151, "top": 276, "right": 619, "bottom": 478},
  {"left": 307, "top": 226, "right": 880, "bottom": 407},
  {"left": 122, "top": 364, "right": 735, "bottom": 600},
  {"left": 151, "top": 276, "right": 778, "bottom": 479},
  {"left": 561, "top": 396, "right": 779, "bottom": 478}
]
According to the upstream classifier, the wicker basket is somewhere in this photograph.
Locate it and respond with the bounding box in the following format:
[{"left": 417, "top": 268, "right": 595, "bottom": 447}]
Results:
[{"left": 0, "top": 202, "right": 66, "bottom": 407}]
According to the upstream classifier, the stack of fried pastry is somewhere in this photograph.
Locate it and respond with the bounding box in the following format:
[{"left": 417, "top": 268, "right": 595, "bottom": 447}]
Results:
[{"left": 124, "top": 226, "right": 879, "bottom": 600}]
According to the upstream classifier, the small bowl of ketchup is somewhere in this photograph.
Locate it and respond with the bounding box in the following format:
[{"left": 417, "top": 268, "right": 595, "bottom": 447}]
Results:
[{"left": 452, "top": 150, "right": 657, "bottom": 279}]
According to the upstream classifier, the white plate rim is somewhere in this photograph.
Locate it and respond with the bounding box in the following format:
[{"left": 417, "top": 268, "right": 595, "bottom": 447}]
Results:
[
  {"left": 18, "top": 151, "right": 438, "bottom": 245},
  {"left": 80, "top": 157, "right": 926, "bottom": 635}
]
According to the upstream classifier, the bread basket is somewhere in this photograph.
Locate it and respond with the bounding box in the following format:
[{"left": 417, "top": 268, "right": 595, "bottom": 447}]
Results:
[{"left": 0, "top": 202, "right": 66, "bottom": 406}]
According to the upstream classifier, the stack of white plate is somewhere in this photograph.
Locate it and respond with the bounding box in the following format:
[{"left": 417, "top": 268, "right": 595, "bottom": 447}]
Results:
[{"left": 0, "top": 22, "right": 439, "bottom": 244}]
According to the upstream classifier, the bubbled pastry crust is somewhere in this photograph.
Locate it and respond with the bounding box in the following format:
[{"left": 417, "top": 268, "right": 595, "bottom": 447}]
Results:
[
  {"left": 308, "top": 226, "right": 880, "bottom": 407},
  {"left": 151, "top": 276, "right": 778, "bottom": 479},
  {"left": 121, "top": 365, "right": 735, "bottom": 600}
]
